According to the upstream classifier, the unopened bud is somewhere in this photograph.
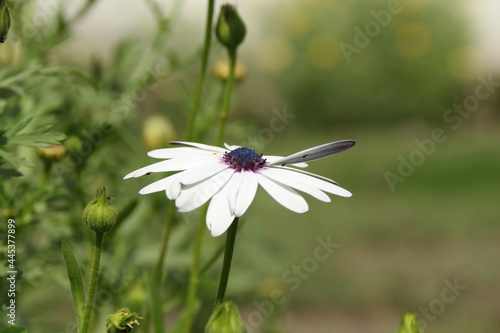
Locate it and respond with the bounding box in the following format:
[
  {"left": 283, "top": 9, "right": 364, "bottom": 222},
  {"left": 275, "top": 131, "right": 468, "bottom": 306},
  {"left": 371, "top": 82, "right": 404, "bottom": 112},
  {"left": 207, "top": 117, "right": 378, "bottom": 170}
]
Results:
[
  {"left": 37, "top": 145, "right": 67, "bottom": 162},
  {"left": 0, "top": 0, "right": 11, "bottom": 43},
  {"left": 397, "top": 312, "right": 422, "bottom": 333},
  {"left": 106, "top": 308, "right": 142, "bottom": 333},
  {"left": 215, "top": 4, "right": 246, "bottom": 51},
  {"left": 205, "top": 301, "right": 246, "bottom": 333},
  {"left": 83, "top": 186, "right": 117, "bottom": 234}
]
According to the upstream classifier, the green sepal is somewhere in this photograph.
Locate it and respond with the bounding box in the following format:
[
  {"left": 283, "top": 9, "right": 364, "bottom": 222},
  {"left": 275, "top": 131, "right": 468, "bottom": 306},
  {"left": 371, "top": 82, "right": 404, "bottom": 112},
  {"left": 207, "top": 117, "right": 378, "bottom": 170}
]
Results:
[{"left": 396, "top": 312, "right": 422, "bottom": 333}]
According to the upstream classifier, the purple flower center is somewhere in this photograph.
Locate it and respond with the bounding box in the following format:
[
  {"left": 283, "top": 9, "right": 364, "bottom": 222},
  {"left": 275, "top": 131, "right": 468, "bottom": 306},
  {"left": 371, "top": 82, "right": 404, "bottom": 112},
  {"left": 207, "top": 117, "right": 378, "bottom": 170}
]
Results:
[{"left": 223, "top": 147, "right": 267, "bottom": 172}]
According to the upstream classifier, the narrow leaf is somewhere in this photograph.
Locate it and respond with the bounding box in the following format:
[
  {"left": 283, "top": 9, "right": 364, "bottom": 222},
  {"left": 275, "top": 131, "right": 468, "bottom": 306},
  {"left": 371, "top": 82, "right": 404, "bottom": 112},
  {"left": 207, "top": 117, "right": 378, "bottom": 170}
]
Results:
[
  {"left": 62, "top": 240, "right": 86, "bottom": 330},
  {"left": 145, "top": 274, "right": 165, "bottom": 333}
]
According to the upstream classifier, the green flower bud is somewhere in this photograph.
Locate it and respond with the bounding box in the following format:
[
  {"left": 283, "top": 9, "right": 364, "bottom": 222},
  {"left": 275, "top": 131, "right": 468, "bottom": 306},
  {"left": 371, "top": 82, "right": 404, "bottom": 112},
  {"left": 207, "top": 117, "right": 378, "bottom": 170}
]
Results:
[
  {"left": 83, "top": 187, "right": 117, "bottom": 234},
  {"left": 106, "top": 308, "right": 142, "bottom": 333},
  {"left": 0, "top": 0, "right": 11, "bottom": 43},
  {"left": 205, "top": 301, "right": 246, "bottom": 333},
  {"left": 397, "top": 312, "right": 422, "bottom": 333},
  {"left": 215, "top": 4, "right": 246, "bottom": 51}
]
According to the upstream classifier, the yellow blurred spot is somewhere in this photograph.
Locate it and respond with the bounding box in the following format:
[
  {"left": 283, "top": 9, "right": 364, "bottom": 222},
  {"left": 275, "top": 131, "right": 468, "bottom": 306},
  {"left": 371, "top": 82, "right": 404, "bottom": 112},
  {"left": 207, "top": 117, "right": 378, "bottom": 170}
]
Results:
[
  {"left": 395, "top": 22, "right": 430, "bottom": 58},
  {"left": 307, "top": 34, "right": 341, "bottom": 70},
  {"left": 257, "top": 37, "right": 293, "bottom": 73},
  {"left": 282, "top": 9, "right": 311, "bottom": 38},
  {"left": 213, "top": 58, "right": 247, "bottom": 82},
  {"left": 447, "top": 46, "right": 483, "bottom": 82}
]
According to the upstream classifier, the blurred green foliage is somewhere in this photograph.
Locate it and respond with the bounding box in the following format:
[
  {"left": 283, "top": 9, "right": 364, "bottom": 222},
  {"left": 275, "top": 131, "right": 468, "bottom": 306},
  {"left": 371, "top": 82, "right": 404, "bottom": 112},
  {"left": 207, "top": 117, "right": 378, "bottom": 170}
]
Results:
[{"left": 0, "top": 0, "right": 498, "bottom": 332}]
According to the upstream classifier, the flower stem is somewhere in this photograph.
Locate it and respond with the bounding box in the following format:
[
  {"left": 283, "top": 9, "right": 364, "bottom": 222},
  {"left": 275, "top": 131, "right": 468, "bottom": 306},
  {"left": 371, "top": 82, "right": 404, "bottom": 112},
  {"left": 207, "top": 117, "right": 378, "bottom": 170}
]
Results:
[
  {"left": 215, "top": 47, "right": 237, "bottom": 146},
  {"left": 154, "top": 201, "right": 176, "bottom": 285},
  {"left": 186, "top": 0, "right": 215, "bottom": 141},
  {"left": 80, "top": 232, "right": 104, "bottom": 333},
  {"left": 214, "top": 217, "right": 239, "bottom": 306},
  {"left": 184, "top": 209, "right": 207, "bottom": 332}
]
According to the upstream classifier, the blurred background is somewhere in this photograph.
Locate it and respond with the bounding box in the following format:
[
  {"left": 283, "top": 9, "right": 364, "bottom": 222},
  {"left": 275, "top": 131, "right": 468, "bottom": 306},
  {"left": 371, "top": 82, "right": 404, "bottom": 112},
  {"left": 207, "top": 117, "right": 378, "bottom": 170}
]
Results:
[{"left": 1, "top": 0, "right": 499, "bottom": 332}]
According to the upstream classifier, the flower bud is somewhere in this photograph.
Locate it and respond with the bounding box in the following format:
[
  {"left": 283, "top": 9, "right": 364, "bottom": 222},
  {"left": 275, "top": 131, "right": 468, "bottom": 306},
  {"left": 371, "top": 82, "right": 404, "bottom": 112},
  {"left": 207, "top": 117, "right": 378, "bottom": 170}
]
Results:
[
  {"left": 215, "top": 4, "right": 246, "bottom": 51},
  {"left": 0, "top": 0, "right": 11, "bottom": 43},
  {"left": 106, "top": 308, "right": 142, "bottom": 333},
  {"left": 37, "top": 145, "right": 67, "bottom": 162},
  {"left": 205, "top": 301, "right": 246, "bottom": 333},
  {"left": 397, "top": 312, "right": 422, "bottom": 333},
  {"left": 83, "top": 187, "right": 117, "bottom": 234},
  {"left": 142, "top": 115, "right": 177, "bottom": 150}
]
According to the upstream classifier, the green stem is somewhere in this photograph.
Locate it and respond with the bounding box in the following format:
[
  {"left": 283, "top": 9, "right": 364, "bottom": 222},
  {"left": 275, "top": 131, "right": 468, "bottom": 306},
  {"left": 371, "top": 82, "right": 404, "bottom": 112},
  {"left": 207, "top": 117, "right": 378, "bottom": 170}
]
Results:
[
  {"left": 154, "top": 201, "right": 176, "bottom": 285},
  {"left": 184, "top": 209, "right": 207, "bottom": 332},
  {"left": 214, "top": 217, "right": 239, "bottom": 306},
  {"left": 80, "top": 232, "right": 104, "bottom": 333},
  {"left": 186, "top": 0, "right": 216, "bottom": 141},
  {"left": 215, "top": 48, "right": 237, "bottom": 146}
]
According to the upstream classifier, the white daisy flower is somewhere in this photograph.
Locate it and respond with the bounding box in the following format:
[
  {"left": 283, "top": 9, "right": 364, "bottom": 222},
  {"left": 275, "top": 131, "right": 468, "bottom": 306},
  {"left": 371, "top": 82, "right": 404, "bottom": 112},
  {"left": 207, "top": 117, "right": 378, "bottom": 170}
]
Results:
[{"left": 124, "top": 140, "right": 355, "bottom": 237}]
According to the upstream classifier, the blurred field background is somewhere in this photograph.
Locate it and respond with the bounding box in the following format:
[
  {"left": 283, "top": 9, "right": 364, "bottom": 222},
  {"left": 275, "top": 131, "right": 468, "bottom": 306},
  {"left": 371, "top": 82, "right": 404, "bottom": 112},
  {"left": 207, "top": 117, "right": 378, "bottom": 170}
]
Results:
[{"left": 1, "top": 0, "right": 499, "bottom": 332}]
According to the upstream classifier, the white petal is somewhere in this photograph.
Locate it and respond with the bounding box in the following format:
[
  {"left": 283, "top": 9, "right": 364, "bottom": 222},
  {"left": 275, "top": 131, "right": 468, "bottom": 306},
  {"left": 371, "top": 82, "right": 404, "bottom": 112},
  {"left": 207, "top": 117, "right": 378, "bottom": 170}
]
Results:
[
  {"left": 226, "top": 172, "right": 243, "bottom": 214},
  {"left": 148, "top": 147, "right": 223, "bottom": 159},
  {"left": 224, "top": 143, "right": 240, "bottom": 150},
  {"left": 260, "top": 168, "right": 331, "bottom": 203},
  {"left": 170, "top": 141, "right": 226, "bottom": 153},
  {"left": 176, "top": 162, "right": 229, "bottom": 185},
  {"left": 206, "top": 182, "right": 235, "bottom": 237},
  {"left": 234, "top": 171, "right": 259, "bottom": 216},
  {"left": 139, "top": 175, "right": 175, "bottom": 195},
  {"left": 265, "top": 155, "right": 308, "bottom": 168},
  {"left": 123, "top": 157, "right": 212, "bottom": 179},
  {"left": 268, "top": 140, "right": 355, "bottom": 166},
  {"left": 165, "top": 173, "right": 183, "bottom": 199},
  {"left": 176, "top": 169, "right": 234, "bottom": 212},
  {"left": 256, "top": 174, "right": 309, "bottom": 213},
  {"left": 277, "top": 166, "right": 352, "bottom": 197}
]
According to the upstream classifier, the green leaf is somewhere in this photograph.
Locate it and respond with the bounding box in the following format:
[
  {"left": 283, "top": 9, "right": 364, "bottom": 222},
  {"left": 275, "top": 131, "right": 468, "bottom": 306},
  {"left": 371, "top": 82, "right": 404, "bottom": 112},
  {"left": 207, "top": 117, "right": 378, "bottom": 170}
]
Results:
[
  {"left": 0, "top": 167, "right": 23, "bottom": 178},
  {"left": 0, "top": 326, "right": 27, "bottom": 333},
  {"left": 62, "top": 241, "right": 86, "bottom": 331},
  {"left": 145, "top": 274, "right": 164, "bottom": 333},
  {"left": 0, "top": 150, "right": 34, "bottom": 168},
  {"left": 5, "top": 117, "right": 33, "bottom": 137},
  {"left": 9, "top": 124, "right": 67, "bottom": 148}
]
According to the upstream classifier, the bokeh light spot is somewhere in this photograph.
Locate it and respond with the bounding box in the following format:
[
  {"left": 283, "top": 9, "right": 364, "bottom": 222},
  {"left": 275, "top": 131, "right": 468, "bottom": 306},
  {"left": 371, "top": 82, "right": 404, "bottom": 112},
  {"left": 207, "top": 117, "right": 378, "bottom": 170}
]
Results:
[
  {"left": 307, "top": 34, "right": 341, "bottom": 70},
  {"left": 257, "top": 37, "right": 294, "bottom": 73}
]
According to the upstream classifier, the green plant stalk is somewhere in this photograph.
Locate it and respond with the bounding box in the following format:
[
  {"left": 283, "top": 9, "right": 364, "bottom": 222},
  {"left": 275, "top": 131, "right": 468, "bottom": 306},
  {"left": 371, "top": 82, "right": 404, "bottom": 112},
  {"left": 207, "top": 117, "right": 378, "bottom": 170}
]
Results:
[
  {"left": 19, "top": 161, "right": 50, "bottom": 224},
  {"left": 183, "top": 208, "right": 208, "bottom": 332},
  {"left": 214, "top": 217, "right": 239, "bottom": 306},
  {"left": 215, "top": 47, "right": 237, "bottom": 146},
  {"left": 80, "top": 232, "right": 104, "bottom": 333},
  {"left": 154, "top": 201, "right": 176, "bottom": 285},
  {"left": 186, "top": 0, "right": 215, "bottom": 141}
]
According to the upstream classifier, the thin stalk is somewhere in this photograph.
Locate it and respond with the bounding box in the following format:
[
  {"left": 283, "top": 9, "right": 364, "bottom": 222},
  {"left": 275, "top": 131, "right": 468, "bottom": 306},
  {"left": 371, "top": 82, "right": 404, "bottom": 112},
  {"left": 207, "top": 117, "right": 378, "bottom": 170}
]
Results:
[
  {"left": 214, "top": 217, "right": 239, "bottom": 306},
  {"left": 186, "top": 0, "right": 216, "bottom": 141},
  {"left": 183, "top": 209, "right": 207, "bottom": 332},
  {"left": 154, "top": 201, "right": 176, "bottom": 285},
  {"left": 215, "top": 48, "right": 237, "bottom": 146},
  {"left": 80, "top": 232, "right": 104, "bottom": 333}
]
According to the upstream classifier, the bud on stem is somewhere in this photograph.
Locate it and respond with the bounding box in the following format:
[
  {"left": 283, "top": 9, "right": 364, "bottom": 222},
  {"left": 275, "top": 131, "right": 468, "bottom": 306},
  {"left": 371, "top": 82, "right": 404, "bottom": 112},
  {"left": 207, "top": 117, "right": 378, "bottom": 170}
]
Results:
[{"left": 215, "top": 4, "right": 246, "bottom": 52}]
